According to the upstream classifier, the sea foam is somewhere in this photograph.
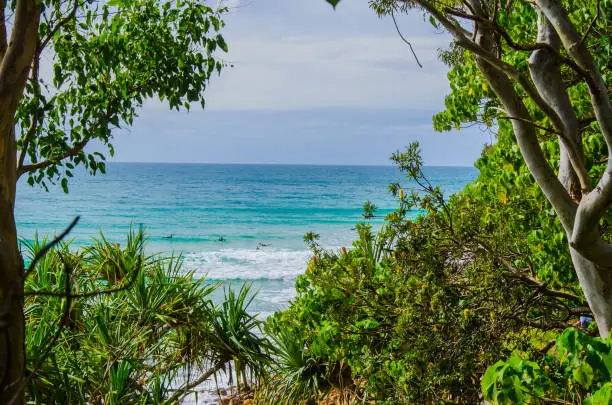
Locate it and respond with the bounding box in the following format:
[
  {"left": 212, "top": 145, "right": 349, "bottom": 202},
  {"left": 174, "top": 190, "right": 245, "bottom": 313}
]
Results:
[{"left": 181, "top": 248, "right": 311, "bottom": 280}]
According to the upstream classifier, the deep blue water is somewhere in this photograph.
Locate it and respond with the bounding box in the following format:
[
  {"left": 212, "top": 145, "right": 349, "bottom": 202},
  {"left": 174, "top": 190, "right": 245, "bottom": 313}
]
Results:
[{"left": 15, "top": 163, "right": 477, "bottom": 315}]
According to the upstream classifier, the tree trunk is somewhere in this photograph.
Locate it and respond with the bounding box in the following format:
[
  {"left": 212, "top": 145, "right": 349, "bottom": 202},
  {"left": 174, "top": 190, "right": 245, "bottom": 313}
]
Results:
[
  {"left": 558, "top": 146, "right": 582, "bottom": 203},
  {"left": 456, "top": 0, "right": 612, "bottom": 337},
  {"left": 570, "top": 248, "right": 612, "bottom": 337},
  {"left": 0, "top": 126, "right": 23, "bottom": 404},
  {"left": 527, "top": 13, "right": 585, "bottom": 202},
  {"left": 0, "top": 2, "right": 42, "bottom": 401}
]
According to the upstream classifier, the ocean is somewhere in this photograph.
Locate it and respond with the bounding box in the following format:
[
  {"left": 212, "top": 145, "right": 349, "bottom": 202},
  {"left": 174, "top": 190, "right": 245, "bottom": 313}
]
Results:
[{"left": 15, "top": 163, "right": 477, "bottom": 317}]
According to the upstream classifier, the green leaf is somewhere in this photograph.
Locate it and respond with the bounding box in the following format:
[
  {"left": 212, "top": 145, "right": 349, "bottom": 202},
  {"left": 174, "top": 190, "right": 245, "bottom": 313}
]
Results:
[
  {"left": 326, "top": 0, "right": 341, "bottom": 8},
  {"left": 61, "top": 178, "right": 69, "bottom": 194},
  {"left": 573, "top": 362, "right": 594, "bottom": 389}
]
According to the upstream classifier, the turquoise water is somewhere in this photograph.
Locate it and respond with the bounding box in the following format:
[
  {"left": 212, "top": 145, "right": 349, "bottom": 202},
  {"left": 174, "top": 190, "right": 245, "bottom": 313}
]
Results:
[{"left": 15, "top": 163, "right": 477, "bottom": 316}]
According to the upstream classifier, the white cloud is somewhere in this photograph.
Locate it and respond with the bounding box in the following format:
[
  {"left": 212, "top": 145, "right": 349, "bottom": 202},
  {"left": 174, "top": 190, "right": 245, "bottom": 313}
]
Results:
[{"left": 203, "top": 33, "right": 452, "bottom": 110}]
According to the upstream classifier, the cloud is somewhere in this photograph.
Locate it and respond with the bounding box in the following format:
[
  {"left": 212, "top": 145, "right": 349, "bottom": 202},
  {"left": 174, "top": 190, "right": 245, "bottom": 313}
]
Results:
[{"left": 202, "top": 34, "right": 452, "bottom": 110}]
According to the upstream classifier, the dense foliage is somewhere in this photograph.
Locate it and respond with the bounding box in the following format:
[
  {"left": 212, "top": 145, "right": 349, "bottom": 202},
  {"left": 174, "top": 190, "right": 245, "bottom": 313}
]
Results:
[
  {"left": 24, "top": 228, "right": 272, "bottom": 404},
  {"left": 266, "top": 132, "right": 597, "bottom": 403},
  {"left": 483, "top": 328, "right": 612, "bottom": 404}
]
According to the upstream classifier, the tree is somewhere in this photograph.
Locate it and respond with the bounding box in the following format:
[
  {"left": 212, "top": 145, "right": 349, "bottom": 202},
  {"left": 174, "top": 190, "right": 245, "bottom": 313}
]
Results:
[
  {"left": 328, "top": 0, "right": 612, "bottom": 338},
  {"left": 0, "top": 1, "right": 228, "bottom": 402}
]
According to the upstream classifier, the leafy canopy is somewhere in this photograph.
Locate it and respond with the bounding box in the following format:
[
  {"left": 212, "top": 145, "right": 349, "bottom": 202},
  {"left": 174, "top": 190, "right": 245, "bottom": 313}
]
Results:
[{"left": 16, "top": 0, "right": 228, "bottom": 192}]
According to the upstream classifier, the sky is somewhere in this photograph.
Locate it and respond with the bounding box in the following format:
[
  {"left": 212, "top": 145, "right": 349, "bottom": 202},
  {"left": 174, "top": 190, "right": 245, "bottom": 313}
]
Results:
[{"left": 110, "top": 0, "right": 492, "bottom": 166}]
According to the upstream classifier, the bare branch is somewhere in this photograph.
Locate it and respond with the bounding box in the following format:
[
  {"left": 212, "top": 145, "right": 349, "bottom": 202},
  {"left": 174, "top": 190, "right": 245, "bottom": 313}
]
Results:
[
  {"left": 391, "top": 10, "right": 423, "bottom": 68},
  {"left": 498, "top": 115, "right": 559, "bottom": 135},
  {"left": 536, "top": 0, "right": 612, "bottom": 157},
  {"left": 23, "top": 216, "right": 79, "bottom": 280},
  {"left": 444, "top": 6, "right": 588, "bottom": 77},
  {"left": 161, "top": 361, "right": 226, "bottom": 405},
  {"left": 25, "top": 254, "right": 142, "bottom": 299},
  {"left": 534, "top": 0, "right": 612, "bottom": 266},
  {"left": 27, "top": 254, "right": 74, "bottom": 383},
  {"left": 528, "top": 12, "right": 590, "bottom": 197},
  {"left": 537, "top": 339, "right": 556, "bottom": 355},
  {"left": 479, "top": 244, "right": 584, "bottom": 302},
  {"left": 0, "top": 0, "right": 42, "bottom": 124}
]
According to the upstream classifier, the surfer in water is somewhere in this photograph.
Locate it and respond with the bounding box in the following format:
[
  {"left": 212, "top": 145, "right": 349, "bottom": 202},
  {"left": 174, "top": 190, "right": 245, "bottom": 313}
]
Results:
[
  {"left": 218, "top": 236, "right": 226, "bottom": 242},
  {"left": 162, "top": 233, "right": 174, "bottom": 239},
  {"left": 256, "top": 242, "right": 271, "bottom": 250}
]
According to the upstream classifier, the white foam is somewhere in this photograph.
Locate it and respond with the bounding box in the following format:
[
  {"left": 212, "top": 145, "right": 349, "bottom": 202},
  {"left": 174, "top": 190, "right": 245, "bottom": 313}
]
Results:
[{"left": 181, "top": 248, "right": 311, "bottom": 280}]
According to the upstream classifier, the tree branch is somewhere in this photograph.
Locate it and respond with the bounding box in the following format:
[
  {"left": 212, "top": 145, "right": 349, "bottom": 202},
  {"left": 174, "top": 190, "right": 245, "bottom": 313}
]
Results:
[
  {"left": 27, "top": 255, "right": 74, "bottom": 383},
  {"left": 535, "top": 0, "right": 612, "bottom": 265},
  {"left": 528, "top": 11, "right": 590, "bottom": 197},
  {"left": 535, "top": 0, "right": 612, "bottom": 159},
  {"left": 23, "top": 216, "right": 79, "bottom": 280},
  {"left": 18, "top": 79, "right": 135, "bottom": 179},
  {"left": 412, "top": 0, "right": 577, "bottom": 231},
  {"left": 24, "top": 252, "right": 142, "bottom": 299},
  {"left": 0, "top": 0, "right": 7, "bottom": 61},
  {"left": 498, "top": 115, "right": 559, "bottom": 135},
  {"left": 38, "top": 0, "right": 79, "bottom": 55},
  {"left": 0, "top": 0, "right": 42, "bottom": 124},
  {"left": 17, "top": 47, "right": 41, "bottom": 173},
  {"left": 391, "top": 10, "right": 423, "bottom": 68},
  {"left": 17, "top": 139, "right": 89, "bottom": 178},
  {"left": 161, "top": 361, "right": 226, "bottom": 405},
  {"left": 415, "top": 1, "right": 577, "bottom": 156},
  {"left": 444, "top": 6, "right": 588, "bottom": 77},
  {"left": 478, "top": 243, "right": 584, "bottom": 302}
]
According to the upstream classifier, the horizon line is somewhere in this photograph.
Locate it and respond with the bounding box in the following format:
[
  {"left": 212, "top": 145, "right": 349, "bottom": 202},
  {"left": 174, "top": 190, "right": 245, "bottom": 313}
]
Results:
[{"left": 108, "top": 161, "right": 476, "bottom": 168}]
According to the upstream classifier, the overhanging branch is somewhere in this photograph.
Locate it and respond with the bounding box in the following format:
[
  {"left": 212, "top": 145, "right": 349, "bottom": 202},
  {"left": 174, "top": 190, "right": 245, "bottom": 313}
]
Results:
[{"left": 17, "top": 139, "right": 89, "bottom": 178}]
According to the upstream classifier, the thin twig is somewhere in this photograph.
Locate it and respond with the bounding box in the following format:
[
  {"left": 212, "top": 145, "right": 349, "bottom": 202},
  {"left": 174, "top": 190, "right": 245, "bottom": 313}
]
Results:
[
  {"left": 580, "top": 0, "right": 600, "bottom": 47},
  {"left": 498, "top": 115, "right": 561, "bottom": 135},
  {"left": 24, "top": 216, "right": 80, "bottom": 280},
  {"left": 391, "top": 10, "right": 423, "bottom": 68}
]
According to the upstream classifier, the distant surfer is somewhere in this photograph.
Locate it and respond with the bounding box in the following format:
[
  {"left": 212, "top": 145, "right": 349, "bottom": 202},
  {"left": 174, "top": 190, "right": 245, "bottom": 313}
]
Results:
[
  {"left": 218, "top": 235, "right": 226, "bottom": 242},
  {"left": 256, "top": 242, "right": 271, "bottom": 250},
  {"left": 162, "top": 233, "right": 174, "bottom": 239}
]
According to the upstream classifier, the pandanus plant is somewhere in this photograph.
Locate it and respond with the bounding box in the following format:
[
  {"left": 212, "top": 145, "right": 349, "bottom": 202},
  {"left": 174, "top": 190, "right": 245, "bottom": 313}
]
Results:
[{"left": 22, "top": 226, "right": 274, "bottom": 404}]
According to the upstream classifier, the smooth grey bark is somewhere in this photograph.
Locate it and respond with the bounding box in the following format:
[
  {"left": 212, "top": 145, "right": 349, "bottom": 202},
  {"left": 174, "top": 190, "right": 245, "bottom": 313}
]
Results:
[
  {"left": 533, "top": 0, "right": 612, "bottom": 268},
  {"left": 570, "top": 249, "right": 612, "bottom": 337},
  {"left": 528, "top": 13, "right": 586, "bottom": 201}
]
